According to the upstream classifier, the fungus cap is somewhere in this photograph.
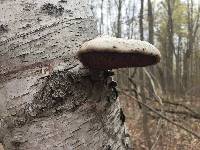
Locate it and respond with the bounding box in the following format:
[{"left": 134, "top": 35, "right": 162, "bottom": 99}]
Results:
[{"left": 78, "top": 37, "right": 161, "bottom": 69}]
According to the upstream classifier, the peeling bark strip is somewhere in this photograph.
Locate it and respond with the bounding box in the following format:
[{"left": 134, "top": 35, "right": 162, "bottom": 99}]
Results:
[{"left": 0, "top": 0, "right": 133, "bottom": 149}]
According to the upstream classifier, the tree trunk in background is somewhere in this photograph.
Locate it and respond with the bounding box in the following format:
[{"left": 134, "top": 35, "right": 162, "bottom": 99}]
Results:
[
  {"left": 147, "top": 0, "right": 154, "bottom": 45},
  {"left": 183, "top": 0, "right": 193, "bottom": 92},
  {"left": 183, "top": 0, "right": 199, "bottom": 92},
  {"left": 139, "top": 0, "right": 152, "bottom": 149},
  {"left": 139, "top": 0, "right": 144, "bottom": 41},
  {"left": 147, "top": 0, "right": 156, "bottom": 97},
  {"left": 176, "top": 36, "right": 182, "bottom": 95},
  {"left": 115, "top": 0, "right": 123, "bottom": 88},
  {"left": 107, "top": 0, "right": 112, "bottom": 35},
  {"left": 100, "top": 0, "right": 104, "bottom": 34},
  {"left": 166, "top": 0, "right": 175, "bottom": 96},
  {"left": 116, "top": 0, "right": 122, "bottom": 38},
  {"left": 130, "top": 0, "right": 136, "bottom": 39},
  {"left": 0, "top": 0, "right": 133, "bottom": 149}
]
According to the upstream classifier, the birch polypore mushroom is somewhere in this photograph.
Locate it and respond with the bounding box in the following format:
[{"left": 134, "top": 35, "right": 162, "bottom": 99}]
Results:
[{"left": 78, "top": 37, "right": 161, "bottom": 69}]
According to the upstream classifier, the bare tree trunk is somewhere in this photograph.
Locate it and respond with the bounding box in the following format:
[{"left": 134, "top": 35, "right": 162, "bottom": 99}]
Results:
[
  {"left": 176, "top": 36, "right": 182, "bottom": 95},
  {"left": 147, "top": 0, "right": 154, "bottom": 45},
  {"left": 115, "top": 0, "right": 123, "bottom": 88},
  {"left": 183, "top": 0, "right": 199, "bottom": 92},
  {"left": 116, "top": 0, "right": 122, "bottom": 38},
  {"left": 107, "top": 0, "right": 112, "bottom": 35},
  {"left": 166, "top": 0, "right": 175, "bottom": 95},
  {"left": 100, "top": 0, "right": 104, "bottom": 34},
  {"left": 139, "top": 0, "right": 152, "bottom": 149},
  {"left": 147, "top": 0, "right": 156, "bottom": 97},
  {"left": 139, "top": 0, "right": 144, "bottom": 41},
  {"left": 0, "top": 0, "right": 133, "bottom": 149}
]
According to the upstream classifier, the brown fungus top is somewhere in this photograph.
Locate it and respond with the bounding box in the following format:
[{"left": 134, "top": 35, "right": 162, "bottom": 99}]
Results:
[{"left": 78, "top": 37, "right": 161, "bottom": 69}]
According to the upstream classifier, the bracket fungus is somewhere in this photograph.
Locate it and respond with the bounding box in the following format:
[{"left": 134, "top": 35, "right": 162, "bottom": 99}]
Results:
[{"left": 78, "top": 37, "right": 161, "bottom": 69}]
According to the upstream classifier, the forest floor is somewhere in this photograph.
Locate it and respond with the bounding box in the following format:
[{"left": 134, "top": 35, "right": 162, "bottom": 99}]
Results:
[
  {"left": 120, "top": 94, "right": 200, "bottom": 150},
  {"left": 0, "top": 144, "right": 3, "bottom": 150}
]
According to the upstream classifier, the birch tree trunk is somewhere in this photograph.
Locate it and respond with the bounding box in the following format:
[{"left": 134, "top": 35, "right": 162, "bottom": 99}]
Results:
[{"left": 0, "top": 0, "right": 133, "bottom": 149}]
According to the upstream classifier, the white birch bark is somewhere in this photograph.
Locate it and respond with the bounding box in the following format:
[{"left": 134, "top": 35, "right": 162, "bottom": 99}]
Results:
[{"left": 0, "top": 0, "right": 133, "bottom": 149}]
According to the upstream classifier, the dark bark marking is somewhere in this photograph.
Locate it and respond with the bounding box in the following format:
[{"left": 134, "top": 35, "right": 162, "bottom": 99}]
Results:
[
  {"left": 71, "top": 127, "right": 81, "bottom": 134},
  {"left": 119, "top": 108, "right": 125, "bottom": 126},
  {"left": 0, "top": 24, "right": 9, "bottom": 34},
  {"left": 41, "top": 3, "right": 64, "bottom": 17}
]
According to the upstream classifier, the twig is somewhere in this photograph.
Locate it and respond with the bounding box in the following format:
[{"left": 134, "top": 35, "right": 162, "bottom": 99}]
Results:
[
  {"left": 130, "top": 68, "right": 137, "bottom": 79},
  {"left": 162, "top": 100, "right": 200, "bottom": 116},
  {"left": 145, "top": 97, "right": 200, "bottom": 118},
  {"left": 143, "top": 68, "right": 163, "bottom": 105},
  {"left": 119, "top": 89, "right": 200, "bottom": 139},
  {"left": 128, "top": 77, "right": 138, "bottom": 98},
  {"left": 155, "top": 108, "right": 200, "bottom": 119},
  {"left": 150, "top": 118, "right": 162, "bottom": 150}
]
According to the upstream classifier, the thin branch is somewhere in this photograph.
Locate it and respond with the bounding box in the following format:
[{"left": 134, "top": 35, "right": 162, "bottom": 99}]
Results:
[
  {"left": 119, "top": 90, "right": 200, "bottom": 139},
  {"left": 144, "top": 68, "right": 163, "bottom": 105},
  {"left": 155, "top": 108, "right": 200, "bottom": 119},
  {"left": 130, "top": 68, "right": 137, "bottom": 79},
  {"left": 162, "top": 100, "right": 200, "bottom": 116},
  {"left": 150, "top": 118, "right": 162, "bottom": 150}
]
